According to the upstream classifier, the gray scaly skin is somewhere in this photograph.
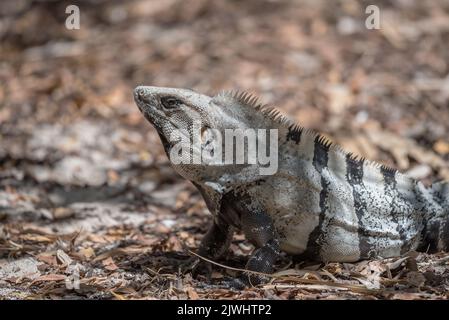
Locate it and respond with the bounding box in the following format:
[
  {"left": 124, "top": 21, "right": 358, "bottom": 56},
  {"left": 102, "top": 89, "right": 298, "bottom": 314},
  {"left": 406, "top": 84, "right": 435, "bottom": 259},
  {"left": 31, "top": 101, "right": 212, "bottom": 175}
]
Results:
[{"left": 133, "top": 86, "right": 449, "bottom": 286}]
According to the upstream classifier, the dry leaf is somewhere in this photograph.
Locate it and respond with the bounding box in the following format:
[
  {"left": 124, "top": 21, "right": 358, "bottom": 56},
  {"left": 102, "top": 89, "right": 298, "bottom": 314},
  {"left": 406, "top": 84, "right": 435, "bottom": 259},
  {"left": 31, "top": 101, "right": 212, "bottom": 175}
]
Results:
[
  {"left": 434, "top": 140, "right": 449, "bottom": 155},
  {"left": 166, "top": 235, "right": 183, "bottom": 251},
  {"left": 37, "top": 253, "right": 58, "bottom": 266},
  {"left": 32, "top": 274, "right": 66, "bottom": 284},
  {"left": 176, "top": 191, "right": 190, "bottom": 209},
  {"left": 52, "top": 207, "right": 74, "bottom": 220},
  {"left": 79, "top": 247, "right": 95, "bottom": 259},
  {"left": 56, "top": 249, "right": 73, "bottom": 266},
  {"left": 387, "top": 256, "right": 409, "bottom": 270},
  {"left": 391, "top": 293, "right": 423, "bottom": 300},
  {"left": 211, "top": 271, "right": 224, "bottom": 279},
  {"left": 107, "top": 170, "right": 119, "bottom": 183},
  {"left": 406, "top": 271, "right": 426, "bottom": 287},
  {"left": 20, "top": 234, "right": 53, "bottom": 243},
  {"left": 186, "top": 287, "right": 199, "bottom": 300},
  {"left": 87, "top": 234, "right": 108, "bottom": 244},
  {"left": 111, "top": 291, "right": 126, "bottom": 300},
  {"left": 272, "top": 269, "right": 309, "bottom": 278},
  {"left": 102, "top": 257, "right": 118, "bottom": 271}
]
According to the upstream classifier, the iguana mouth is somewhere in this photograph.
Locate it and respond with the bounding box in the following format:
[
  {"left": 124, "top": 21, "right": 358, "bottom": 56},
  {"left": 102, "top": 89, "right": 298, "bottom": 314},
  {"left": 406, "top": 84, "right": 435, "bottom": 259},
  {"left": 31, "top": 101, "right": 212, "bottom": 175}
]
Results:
[
  {"left": 134, "top": 94, "right": 183, "bottom": 133},
  {"left": 134, "top": 97, "right": 177, "bottom": 130},
  {"left": 139, "top": 106, "right": 201, "bottom": 149}
]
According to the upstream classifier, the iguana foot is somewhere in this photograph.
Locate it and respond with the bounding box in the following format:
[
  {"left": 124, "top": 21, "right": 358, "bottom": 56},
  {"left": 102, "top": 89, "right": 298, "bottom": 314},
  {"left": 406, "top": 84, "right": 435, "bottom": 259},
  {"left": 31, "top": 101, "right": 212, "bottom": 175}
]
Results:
[
  {"left": 221, "top": 277, "right": 247, "bottom": 290},
  {"left": 221, "top": 272, "right": 270, "bottom": 289},
  {"left": 180, "top": 256, "right": 212, "bottom": 280}
]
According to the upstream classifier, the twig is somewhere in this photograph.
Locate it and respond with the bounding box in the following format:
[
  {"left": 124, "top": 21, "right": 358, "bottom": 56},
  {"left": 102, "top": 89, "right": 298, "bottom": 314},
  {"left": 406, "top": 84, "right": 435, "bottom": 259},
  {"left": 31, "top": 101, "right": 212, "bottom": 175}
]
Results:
[
  {"left": 187, "top": 250, "right": 271, "bottom": 277},
  {"left": 188, "top": 250, "right": 382, "bottom": 293}
]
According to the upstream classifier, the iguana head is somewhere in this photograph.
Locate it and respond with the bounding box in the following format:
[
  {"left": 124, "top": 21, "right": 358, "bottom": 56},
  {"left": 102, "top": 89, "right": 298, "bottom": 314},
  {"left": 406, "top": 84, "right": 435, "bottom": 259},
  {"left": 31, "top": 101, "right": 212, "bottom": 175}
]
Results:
[
  {"left": 134, "top": 86, "right": 211, "bottom": 153},
  {"left": 133, "top": 86, "right": 279, "bottom": 185}
]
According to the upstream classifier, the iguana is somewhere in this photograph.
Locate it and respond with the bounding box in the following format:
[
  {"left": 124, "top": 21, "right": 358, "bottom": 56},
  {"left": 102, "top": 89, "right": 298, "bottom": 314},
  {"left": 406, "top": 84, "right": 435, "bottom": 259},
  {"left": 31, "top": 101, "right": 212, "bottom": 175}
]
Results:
[{"left": 133, "top": 85, "right": 449, "bottom": 286}]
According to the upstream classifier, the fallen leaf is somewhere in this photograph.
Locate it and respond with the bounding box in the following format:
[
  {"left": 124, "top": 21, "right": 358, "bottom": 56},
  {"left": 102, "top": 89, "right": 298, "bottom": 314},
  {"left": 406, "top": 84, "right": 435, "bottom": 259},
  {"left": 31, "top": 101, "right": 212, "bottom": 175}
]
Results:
[
  {"left": 166, "top": 235, "right": 183, "bottom": 251},
  {"left": 107, "top": 170, "right": 119, "bottom": 183},
  {"left": 79, "top": 247, "right": 95, "bottom": 259},
  {"left": 387, "top": 256, "right": 409, "bottom": 270},
  {"left": 272, "top": 269, "right": 309, "bottom": 277},
  {"left": 405, "top": 164, "right": 432, "bottom": 180},
  {"left": 37, "top": 252, "right": 58, "bottom": 266},
  {"left": 434, "top": 140, "right": 449, "bottom": 155},
  {"left": 20, "top": 234, "right": 53, "bottom": 243},
  {"left": 102, "top": 257, "right": 118, "bottom": 271},
  {"left": 406, "top": 271, "right": 426, "bottom": 287},
  {"left": 52, "top": 207, "right": 74, "bottom": 220},
  {"left": 87, "top": 234, "right": 108, "bottom": 243},
  {"left": 32, "top": 274, "right": 66, "bottom": 284},
  {"left": 111, "top": 291, "right": 126, "bottom": 300},
  {"left": 56, "top": 249, "right": 73, "bottom": 266},
  {"left": 211, "top": 271, "right": 224, "bottom": 279},
  {"left": 5, "top": 277, "right": 20, "bottom": 284},
  {"left": 176, "top": 191, "right": 190, "bottom": 209},
  {"left": 186, "top": 287, "right": 199, "bottom": 300},
  {"left": 391, "top": 292, "right": 423, "bottom": 300}
]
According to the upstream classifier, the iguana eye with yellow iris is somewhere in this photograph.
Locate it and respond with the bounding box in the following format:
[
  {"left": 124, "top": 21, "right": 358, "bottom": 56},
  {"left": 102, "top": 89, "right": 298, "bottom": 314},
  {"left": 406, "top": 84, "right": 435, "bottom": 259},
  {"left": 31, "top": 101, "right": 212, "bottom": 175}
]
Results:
[{"left": 161, "top": 96, "right": 182, "bottom": 110}]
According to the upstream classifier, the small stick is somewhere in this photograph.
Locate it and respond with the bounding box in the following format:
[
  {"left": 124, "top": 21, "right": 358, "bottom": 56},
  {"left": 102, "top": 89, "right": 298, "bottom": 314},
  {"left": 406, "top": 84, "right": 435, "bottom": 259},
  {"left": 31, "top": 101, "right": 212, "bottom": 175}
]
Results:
[
  {"left": 187, "top": 250, "right": 271, "bottom": 277},
  {"left": 188, "top": 250, "right": 381, "bottom": 293}
]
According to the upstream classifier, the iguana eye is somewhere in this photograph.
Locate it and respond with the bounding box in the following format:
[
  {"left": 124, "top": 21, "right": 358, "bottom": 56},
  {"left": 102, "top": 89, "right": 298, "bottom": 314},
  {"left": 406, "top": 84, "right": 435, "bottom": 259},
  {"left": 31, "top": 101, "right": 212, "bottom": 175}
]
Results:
[{"left": 161, "top": 96, "right": 181, "bottom": 109}]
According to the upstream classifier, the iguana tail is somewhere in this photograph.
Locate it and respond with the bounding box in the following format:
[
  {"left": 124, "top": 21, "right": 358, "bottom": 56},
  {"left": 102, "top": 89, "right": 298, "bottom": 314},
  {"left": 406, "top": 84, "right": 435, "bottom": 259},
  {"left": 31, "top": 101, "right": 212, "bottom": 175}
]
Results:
[{"left": 420, "top": 181, "right": 449, "bottom": 252}]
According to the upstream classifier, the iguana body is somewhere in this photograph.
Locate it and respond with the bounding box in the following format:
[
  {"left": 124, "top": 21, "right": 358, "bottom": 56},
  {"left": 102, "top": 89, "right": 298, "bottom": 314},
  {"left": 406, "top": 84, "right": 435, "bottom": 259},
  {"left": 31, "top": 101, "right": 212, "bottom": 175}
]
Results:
[{"left": 133, "top": 86, "right": 449, "bottom": 284}]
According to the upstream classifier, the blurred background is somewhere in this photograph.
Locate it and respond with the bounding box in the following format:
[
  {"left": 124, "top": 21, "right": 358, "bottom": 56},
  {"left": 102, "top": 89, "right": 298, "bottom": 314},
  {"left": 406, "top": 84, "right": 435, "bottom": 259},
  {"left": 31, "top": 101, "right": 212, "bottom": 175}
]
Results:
[{"left": 1, "top": 0, "right": 449, "bottom": 299}]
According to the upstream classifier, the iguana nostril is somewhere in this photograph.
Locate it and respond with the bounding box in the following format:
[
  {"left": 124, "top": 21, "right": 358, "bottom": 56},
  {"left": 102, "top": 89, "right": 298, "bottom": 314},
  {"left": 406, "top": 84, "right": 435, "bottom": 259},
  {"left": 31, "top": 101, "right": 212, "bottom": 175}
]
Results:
[
  {"left": 135, "top": 88, "right": 150, "bottom": 104},
  {"left": 138, "top": 89, "right": 145, "bottom": 99}
]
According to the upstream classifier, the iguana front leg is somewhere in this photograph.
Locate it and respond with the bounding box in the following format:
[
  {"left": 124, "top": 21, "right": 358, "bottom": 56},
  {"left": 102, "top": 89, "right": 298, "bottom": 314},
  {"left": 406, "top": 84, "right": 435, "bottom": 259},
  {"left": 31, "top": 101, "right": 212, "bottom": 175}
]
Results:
[
  {"left": 244, "top": 239, "right": 280, "bottom": 286},
  {"left": 226, "top": 194, "right": 282, "bottom": 286},
  {"left": 197, "top": 216, "right": 234, "bottom": 260},
  {"left": 193, "top": 182, "right": 235, "bottom": 261},
  {"left": 183, "top": 214, "right": 234, "bottom": 279},
  {"left": 193, "top": 184, "right": 281, "bottom": 286}
]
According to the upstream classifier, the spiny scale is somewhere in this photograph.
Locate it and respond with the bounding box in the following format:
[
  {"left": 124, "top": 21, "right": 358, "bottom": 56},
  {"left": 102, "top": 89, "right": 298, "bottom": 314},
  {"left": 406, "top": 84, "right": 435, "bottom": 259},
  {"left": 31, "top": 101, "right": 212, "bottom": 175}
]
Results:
[{"left": 223, "top": 90, "right": 399, "bottom": 175}]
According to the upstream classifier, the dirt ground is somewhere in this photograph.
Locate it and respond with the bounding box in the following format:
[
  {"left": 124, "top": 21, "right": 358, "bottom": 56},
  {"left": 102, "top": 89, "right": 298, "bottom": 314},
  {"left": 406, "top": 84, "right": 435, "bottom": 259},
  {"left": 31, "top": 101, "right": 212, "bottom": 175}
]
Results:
[{"left": 1, "top": 0, "right": 449, "bottom": 299}]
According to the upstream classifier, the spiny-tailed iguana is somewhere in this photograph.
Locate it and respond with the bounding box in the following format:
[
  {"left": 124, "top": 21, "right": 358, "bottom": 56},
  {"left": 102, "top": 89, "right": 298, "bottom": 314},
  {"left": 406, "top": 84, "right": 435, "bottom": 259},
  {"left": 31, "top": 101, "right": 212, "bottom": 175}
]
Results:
[{"left": 133, "top": 86, "right": 449, "bottom": 285}]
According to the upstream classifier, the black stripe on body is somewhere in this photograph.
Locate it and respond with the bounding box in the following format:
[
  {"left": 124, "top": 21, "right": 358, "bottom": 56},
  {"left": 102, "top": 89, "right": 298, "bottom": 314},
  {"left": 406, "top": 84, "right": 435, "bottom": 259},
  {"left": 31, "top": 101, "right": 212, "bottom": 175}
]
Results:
[
  {"left": 441, "top": 217, "right": 449, "bottom": 251},
  {"left": 346, "top": 155, "right": 372, "bottom": 258},
  {"left": 304, "top": 137, "right": 330, "bottom": 259},
  {"left": 419, "top": 219, "right": 441, "bottom": 253},
  {"left": 414, "top": 184, "right": 442, "bottom": 253},
  {"left": 432, "top": 185, "right": 449, "bottom": 251},
  {"left": 286, "top": 125, "right": 302, "bottom": 144},
  {"left": 380, "top": 166, "right": 411, "bottom": 255}
]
